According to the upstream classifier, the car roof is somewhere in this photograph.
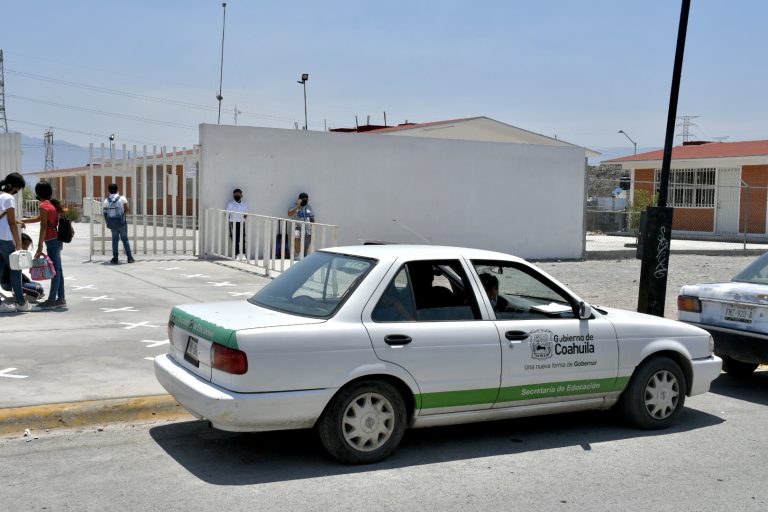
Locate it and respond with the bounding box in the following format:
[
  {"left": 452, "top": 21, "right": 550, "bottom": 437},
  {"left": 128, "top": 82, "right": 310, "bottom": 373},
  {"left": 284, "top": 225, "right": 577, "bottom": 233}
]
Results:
[{"left": 321, "top": 244, "right": 527, "bottom": 264}]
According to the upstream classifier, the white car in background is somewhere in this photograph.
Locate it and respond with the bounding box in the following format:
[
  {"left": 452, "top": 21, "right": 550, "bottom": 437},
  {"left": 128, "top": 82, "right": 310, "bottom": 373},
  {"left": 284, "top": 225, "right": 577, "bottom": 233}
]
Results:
[
  {"left": 155, "top": 245, "right": 721, "bottom": 464},
  {"left": 679, "top": 251, "right": 768, "bottom": 376}
]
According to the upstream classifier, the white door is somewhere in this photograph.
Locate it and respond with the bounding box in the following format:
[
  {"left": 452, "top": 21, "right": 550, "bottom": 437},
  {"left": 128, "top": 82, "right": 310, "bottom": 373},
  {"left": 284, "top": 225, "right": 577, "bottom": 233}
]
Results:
[{"left": 716, "top": 168, "right": 741, "bottom": 235}]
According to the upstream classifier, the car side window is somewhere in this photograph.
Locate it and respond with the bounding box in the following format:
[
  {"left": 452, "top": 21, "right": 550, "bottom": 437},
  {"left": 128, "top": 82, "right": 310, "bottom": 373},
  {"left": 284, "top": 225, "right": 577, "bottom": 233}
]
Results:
[
  {"left": 473, "top": 261, "right": 576, "bottom": 320},
  {"left": 372, "top": 260, "right": 481, "bottom": 322},
  {"left": 372, "top": 268, "right": 417, "bottom": 322}
]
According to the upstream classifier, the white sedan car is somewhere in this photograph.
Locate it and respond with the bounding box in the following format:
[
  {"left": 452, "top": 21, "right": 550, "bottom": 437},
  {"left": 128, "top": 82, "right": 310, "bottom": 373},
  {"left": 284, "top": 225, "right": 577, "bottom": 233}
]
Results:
[
  {"left": 155, "top": 245, "right": 721, "bottom": 464},
  {"left": 679, "top": 251, "right": 768, "bottom": 376}
]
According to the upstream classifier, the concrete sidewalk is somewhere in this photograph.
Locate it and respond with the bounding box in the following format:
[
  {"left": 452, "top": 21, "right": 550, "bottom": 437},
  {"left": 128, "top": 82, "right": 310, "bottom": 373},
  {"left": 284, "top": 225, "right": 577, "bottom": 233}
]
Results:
[{"left": 1, "top": 222, "right": 270, "bottom": 434}]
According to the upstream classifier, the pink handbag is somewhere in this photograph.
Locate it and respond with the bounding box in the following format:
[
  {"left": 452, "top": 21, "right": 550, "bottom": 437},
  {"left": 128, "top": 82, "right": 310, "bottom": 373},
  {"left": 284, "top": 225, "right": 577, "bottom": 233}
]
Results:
[{"left": 30, "top": 255, "right": 56, "bottom": 281}]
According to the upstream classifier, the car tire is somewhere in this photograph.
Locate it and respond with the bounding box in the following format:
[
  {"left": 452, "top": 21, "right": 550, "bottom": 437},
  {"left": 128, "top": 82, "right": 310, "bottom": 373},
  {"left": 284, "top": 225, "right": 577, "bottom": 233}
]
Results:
[
  {"left": 621, "top": 356, "right": 686, "bottom": 430},
  {"left": 720, "top": 355, "right": 758, "bottom": 377},
  {"left": 318, "top": 380, "right": 406, "bottom": 465}
]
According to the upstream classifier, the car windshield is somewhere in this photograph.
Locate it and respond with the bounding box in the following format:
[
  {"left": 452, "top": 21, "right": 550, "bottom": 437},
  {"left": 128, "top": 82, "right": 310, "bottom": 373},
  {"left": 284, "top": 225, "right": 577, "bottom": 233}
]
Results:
[
  {"left": 249, "top": 252, "right": 376, "bottom": 318},
  {"left": 733, "top": 252, "right": 768, "bottom": 284}
]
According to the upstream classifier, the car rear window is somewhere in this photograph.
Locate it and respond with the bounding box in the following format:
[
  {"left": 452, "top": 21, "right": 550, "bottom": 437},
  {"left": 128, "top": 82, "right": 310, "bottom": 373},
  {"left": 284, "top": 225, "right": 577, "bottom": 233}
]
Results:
[
  {"left": 733, "top": 252, "right": 768, "bottom": 284},
  {"left": 249, "top": 252, "right": 376, "bottom": 318}
]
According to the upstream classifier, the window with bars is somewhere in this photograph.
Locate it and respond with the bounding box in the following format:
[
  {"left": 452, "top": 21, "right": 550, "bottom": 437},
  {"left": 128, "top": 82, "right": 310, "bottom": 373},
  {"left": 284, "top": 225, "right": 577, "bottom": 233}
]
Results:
[{"left": 654, "top": 168, "right": 716, "bottom": 208}]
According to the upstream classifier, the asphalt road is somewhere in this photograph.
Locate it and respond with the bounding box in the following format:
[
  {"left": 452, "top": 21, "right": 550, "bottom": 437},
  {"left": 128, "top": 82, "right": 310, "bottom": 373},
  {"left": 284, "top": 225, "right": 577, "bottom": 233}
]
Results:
[{"left": 3, "top": 370, "right": 767, "bottom": 511}]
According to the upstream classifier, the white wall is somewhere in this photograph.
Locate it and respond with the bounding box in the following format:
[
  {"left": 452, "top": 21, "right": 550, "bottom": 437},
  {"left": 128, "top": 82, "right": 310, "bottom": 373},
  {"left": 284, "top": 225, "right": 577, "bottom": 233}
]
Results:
[
  {"left": 0, "top": 132, "right": 22, "bottom": 177},
  {"left": 199, "top": 125, "right": 586, "bottom": 260}
]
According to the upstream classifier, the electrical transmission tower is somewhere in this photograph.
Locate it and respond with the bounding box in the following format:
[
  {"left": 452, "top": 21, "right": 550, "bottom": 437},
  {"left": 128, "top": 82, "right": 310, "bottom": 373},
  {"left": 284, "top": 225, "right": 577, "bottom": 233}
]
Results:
[
  {"left": 0, "top": 49, "right": 8, "bottom": 133},
  {"left": 675, "top": 115, "right": 699, "bottom": 142},
  {"left": 44, "top": 127, "right": 54, "bottom": 170}
]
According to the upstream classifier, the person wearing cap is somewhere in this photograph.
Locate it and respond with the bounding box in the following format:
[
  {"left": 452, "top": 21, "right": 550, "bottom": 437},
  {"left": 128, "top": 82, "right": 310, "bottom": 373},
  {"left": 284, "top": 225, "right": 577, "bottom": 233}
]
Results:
[
  {"left": 226, "top": 188, "right": 248, "bottom": 260},
  {"left": 287, "top": 192, "right": 315, "bottom": 258}
]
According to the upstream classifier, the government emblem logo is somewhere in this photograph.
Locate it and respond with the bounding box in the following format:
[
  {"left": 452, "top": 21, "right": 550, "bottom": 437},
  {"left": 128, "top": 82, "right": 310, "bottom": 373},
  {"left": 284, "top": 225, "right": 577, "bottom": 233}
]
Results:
[{"left": 530, "top": 329, "right": 553, "bottom": 360}]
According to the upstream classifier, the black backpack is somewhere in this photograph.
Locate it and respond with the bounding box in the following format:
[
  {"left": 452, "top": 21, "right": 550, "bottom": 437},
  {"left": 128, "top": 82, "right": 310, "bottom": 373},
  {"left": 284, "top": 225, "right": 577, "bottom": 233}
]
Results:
[{"left": 55, "top": 214, "right": 75, "bottom": 243}]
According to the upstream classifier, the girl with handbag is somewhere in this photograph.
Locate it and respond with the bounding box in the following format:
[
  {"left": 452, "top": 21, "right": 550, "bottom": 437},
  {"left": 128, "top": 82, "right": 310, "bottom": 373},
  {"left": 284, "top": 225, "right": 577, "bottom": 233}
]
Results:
[{"left": 21, "top": 182, "right": 66, "bottom": 309}]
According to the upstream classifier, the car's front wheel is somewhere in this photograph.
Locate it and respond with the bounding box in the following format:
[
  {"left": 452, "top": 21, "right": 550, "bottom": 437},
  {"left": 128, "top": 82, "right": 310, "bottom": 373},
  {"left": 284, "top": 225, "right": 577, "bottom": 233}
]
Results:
[
  {"left": 621, "top": 356, "right": 686, "bottom": 429},
  {"left": 720, "top": 355, "right": 758, "bottom": 377},
  {"left": 318, "top": 380, "right": 406, "bottom": 464}
]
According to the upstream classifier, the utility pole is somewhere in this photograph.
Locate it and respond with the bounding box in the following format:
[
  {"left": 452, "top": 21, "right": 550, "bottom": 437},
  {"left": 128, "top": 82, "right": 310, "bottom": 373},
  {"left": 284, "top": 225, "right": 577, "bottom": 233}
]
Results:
[
  {"left": 44, "top": 127, "right": 54, "bottom": 171},
  {"left": 216, "top": 3, "right": 227, "bottom": 124},
  {"left": 637, "top": 0, "right": 691, "bottom": 317},
  {"left": 0, "top": 49, "right": 8, "bottom": 133},
  {"left": 234, "top": 105, "right": 241, "bottom": 126}
]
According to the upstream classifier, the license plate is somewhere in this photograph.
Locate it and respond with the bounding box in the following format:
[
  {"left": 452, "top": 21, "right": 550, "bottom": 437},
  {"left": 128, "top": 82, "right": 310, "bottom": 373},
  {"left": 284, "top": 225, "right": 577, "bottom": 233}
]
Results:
[
  {"left": 184, "top": 336, "right": 200, "bottom": 367},
  {"left": 724, "top": 304, "right": 754, "bottom": 323}
]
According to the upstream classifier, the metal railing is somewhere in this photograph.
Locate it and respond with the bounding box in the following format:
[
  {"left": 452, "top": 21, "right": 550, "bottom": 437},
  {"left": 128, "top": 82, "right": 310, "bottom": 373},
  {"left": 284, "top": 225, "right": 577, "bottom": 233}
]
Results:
[{"left": 204, "top": 208, "right": 339, "bottom": 276}]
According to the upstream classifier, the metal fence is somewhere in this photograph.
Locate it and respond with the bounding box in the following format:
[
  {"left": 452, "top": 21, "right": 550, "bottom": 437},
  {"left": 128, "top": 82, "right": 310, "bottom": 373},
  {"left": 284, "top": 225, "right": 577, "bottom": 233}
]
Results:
[
  {"left": 204, "top": 208, "right": 339, "bottom": 276},
  {"left": 586, "top": 178, "right": 768, "bottom": 257},
  {"left": 88, "top": 144, "right": 199, "bottom": 258}
]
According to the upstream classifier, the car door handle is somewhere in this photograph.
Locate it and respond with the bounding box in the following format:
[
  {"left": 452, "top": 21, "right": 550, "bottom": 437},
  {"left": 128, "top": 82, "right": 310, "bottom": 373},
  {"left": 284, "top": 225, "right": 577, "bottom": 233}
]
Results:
[
  {"left": 384, "top": 334, "right": 412, "bottom": 346},
  {"left": 505, "top": 331, "right": 529, "bottom": 341}
]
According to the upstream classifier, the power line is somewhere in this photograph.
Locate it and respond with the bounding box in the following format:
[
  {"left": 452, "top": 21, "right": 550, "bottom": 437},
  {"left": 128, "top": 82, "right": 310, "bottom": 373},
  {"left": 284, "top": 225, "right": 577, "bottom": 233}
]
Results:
[
  {"left": 6, "top": 67, "right": 321, "bottom": 127},
  {"left": 7, "top": 94, "right": 198, "bottom": 130},
  {"left": 8, "top": 118, "right": 168, "bottom": 146}
]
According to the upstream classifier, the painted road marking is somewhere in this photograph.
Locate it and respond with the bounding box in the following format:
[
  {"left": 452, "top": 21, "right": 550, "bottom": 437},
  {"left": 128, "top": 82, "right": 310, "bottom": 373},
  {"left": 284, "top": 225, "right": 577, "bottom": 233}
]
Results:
[
  {"left": 100, "top": 306, "right": 139, "bottom": 313},
  {"left": 120, "top": 321, "right": 159, "bottom": 330},
  {"left": 139, "top": 339, "right": 170, "bottom": 348},
  {"left": 163, "top": 267, "right": 181, "bottom": 271},
  {"left": 83, "top": 295, "right": 115, "bottom": 302},
  {"left": 181, "top": 274, "right": 209, "bottom": 278},
  {"left": 144, "top": 357, "right": 156, "bottom": 361},
  {"left": 227, "top": 291, "right": 253, "bottom": 297},
  {"left": 206, "top": 281, "right": 236, "bottom": 287},
  {"left": 73, "top": 284, "right": 97, "bottom": 291},
  {"left": 64, "top": 276, "right": 75, "bottom": 281},
  {"left": 0, "top": 368, "right": 29, "bottom": 379}
]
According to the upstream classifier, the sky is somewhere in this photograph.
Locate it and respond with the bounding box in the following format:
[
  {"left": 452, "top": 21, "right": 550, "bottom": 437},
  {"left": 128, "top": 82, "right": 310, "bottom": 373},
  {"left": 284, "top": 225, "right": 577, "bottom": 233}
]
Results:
[{"left": 2, "top": 0, "right": 768, "bottom": 168}]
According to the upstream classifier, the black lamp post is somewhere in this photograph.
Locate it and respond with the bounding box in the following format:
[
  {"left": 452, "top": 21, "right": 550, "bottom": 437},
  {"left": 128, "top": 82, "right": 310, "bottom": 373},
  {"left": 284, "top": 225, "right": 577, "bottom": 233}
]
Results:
[{"left": 297, "top": 73, "right": 309, "bottom": 130}]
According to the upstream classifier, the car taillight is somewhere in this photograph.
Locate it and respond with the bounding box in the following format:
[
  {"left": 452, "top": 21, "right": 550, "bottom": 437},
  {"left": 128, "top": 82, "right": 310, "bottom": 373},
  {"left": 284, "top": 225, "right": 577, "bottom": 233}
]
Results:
[
  {"left": 211, "top": 343, "right": 248, "bottom": 374},
  {"left": 677, "top": 295, "right": 701, "bottom": 313}
]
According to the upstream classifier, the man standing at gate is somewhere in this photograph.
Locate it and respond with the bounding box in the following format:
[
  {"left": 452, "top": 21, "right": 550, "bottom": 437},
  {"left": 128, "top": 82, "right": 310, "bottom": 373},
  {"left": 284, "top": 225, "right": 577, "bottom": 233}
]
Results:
[
  {"left": 103, "top": 183, "right": 135, "bottom": 264},
  {"left": 287, "top": 191, "right": 315, "bottom": 258},
  {"left": 226, "top": 188, "right": 248, "bottom": 260}
]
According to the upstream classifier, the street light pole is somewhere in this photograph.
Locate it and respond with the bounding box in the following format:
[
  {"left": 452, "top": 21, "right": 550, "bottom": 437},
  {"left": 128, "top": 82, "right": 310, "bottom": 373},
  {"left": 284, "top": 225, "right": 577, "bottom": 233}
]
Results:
[
  {"left": 297, "top": 73, "right": 309, "bottom": 130},
  {"left": 618, "top": 130, "right": 637, "bottom": 155},
  {"left": 216, "top": 2, "right": 227, "bottom": 124}
]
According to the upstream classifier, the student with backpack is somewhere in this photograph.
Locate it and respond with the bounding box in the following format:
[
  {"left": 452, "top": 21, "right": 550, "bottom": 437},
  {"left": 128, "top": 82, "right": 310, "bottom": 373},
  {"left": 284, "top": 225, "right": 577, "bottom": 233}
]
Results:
[
  {"left": 20, "top": 181, "right": 67, "bottom": 309},
  {"left": 103, "top": 183, "right": 135, "bottom": 264}
]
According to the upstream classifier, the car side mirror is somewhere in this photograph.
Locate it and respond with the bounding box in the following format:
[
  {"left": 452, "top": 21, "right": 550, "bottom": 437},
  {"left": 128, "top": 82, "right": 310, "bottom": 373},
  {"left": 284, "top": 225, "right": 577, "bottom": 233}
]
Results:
[{"left": 578, "top": 301, "right": 592, "bottom": 320}]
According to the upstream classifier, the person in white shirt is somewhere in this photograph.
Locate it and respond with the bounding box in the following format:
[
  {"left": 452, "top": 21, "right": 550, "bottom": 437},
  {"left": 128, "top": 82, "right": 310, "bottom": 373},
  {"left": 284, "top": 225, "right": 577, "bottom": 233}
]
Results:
[
  {"left": 0, "top": 172, "right": 31, "bottom": 313},
  {"left": 226, "top": 188, "right": 248, "bottom": 259}
]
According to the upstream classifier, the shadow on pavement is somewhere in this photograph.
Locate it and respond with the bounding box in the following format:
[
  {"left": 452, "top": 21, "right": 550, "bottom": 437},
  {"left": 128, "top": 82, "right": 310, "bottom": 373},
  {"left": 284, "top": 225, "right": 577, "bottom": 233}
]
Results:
[
  {"left": 149, "top": 406, "right": 723, "bottom": 485},
  {"left": 709, "top": 370, "right": 768, "bottom": 406}
]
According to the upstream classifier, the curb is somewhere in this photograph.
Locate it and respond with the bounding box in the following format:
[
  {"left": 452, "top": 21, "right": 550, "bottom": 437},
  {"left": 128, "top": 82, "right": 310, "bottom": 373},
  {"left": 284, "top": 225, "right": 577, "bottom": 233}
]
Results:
[{"left": 0, "top": 395, "right": 194, "bottom": 437}]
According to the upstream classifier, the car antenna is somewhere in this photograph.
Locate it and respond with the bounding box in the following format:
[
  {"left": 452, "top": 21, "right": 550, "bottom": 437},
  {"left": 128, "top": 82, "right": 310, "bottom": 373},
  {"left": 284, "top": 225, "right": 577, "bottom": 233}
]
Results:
[{"left": 392, "top": 218, "right": 431, "bottom": 244}]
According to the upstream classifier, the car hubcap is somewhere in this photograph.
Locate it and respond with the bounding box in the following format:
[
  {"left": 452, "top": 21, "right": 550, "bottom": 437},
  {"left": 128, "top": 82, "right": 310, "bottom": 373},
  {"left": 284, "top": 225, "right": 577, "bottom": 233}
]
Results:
[
  {"left": 342, "top": 392, "right": 395, "bottom": 452},
  {"left": 644, "top": 369, "right": 679, "bottom": 420}
]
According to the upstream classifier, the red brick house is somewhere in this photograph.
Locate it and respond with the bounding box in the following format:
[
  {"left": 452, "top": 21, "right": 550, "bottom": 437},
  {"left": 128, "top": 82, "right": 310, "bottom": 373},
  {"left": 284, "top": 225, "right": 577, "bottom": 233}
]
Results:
[{"left": 606, "top": 140, "right": 768, "bottom": 237}]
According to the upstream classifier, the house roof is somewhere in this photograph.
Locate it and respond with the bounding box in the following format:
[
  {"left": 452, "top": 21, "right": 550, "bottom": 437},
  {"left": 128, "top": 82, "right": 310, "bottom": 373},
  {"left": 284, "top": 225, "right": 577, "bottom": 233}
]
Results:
[
  {"left": 350, "top": 116, "right": 600, "bottom": 158},
  {"left": 606, "top": 140, "right": 768, "bottom": 163}
]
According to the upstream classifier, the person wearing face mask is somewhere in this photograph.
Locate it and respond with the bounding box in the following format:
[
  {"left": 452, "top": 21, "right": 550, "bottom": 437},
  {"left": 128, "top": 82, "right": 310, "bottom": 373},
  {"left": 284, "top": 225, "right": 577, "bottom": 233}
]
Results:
[
  {"left": 287, "top": 192, "right": 315, "bottom": 258},
  {"left": 226, "top": 188, "right": 248, "bottom": 260},
  {"left": 479, "top": 273, "right": 509, "bottom": 314},
  {"left": 0, "top": 172, "right": 31, "bottom": 313}
]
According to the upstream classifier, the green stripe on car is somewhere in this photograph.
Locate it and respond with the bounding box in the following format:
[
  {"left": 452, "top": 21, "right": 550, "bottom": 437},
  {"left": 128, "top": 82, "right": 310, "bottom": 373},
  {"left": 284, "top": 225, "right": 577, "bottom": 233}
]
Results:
[
  {"left": 416, "top": 376, "right": 630, "bottom": 409},
  {"left": 170, "top": 307, "right": 238, "bottom": 348}
]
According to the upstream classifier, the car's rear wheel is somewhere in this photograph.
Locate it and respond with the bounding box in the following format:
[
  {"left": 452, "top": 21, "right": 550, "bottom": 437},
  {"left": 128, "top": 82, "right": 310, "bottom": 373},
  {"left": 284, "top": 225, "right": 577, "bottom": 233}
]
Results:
[
  {"left": 720, "top": 355, "right": 758, "bottom": 377},
  {"left": 621, "top": 356, "right": 686, "bottom": 429},
  {"left": 318, "top": 380, "right": 406, "bottom": 464}
]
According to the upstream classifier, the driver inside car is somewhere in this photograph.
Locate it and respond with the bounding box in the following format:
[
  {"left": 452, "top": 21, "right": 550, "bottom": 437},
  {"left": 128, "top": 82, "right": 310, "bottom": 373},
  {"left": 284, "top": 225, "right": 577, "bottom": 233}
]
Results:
[{"left": 479, "top": 273, "right": 509, "bottom": 313}]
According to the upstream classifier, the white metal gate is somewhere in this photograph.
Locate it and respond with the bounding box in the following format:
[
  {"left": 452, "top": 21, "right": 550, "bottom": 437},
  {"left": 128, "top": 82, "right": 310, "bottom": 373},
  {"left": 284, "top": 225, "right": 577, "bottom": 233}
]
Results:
[
  {"left": 715, "top": 168, "right": 741, "bottom": 235},
  {"left": 87, "top": 144, "right": 199, "bottom": 258}
]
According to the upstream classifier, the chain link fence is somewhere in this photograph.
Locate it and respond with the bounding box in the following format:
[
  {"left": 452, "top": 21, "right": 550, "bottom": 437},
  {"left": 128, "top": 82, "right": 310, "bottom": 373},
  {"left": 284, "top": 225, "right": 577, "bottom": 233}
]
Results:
[{"left": 586, "top": 178, "right": 768, "bottom": 258}]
